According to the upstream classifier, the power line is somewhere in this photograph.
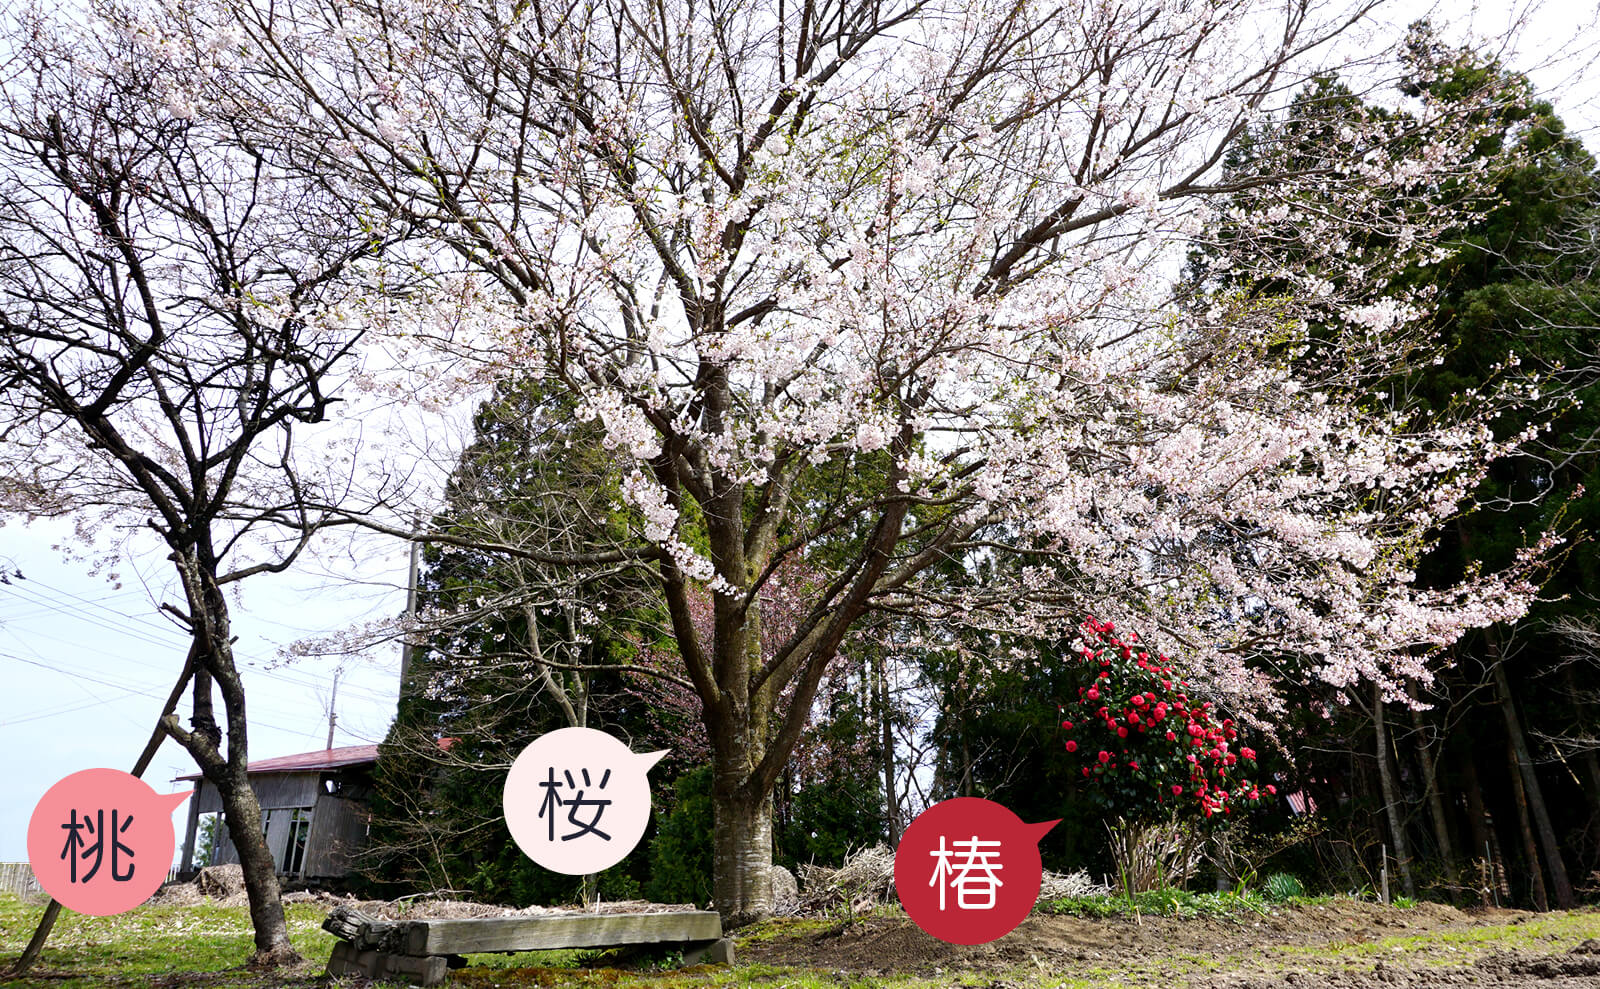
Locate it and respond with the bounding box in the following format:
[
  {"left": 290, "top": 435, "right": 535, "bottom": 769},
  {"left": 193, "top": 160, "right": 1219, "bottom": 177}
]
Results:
[
  {"left": 0, "top": 579, "right": 397, "bottom": 704},
  {"left": 0, "top": 652, "right": 355, "bottom": 745}
]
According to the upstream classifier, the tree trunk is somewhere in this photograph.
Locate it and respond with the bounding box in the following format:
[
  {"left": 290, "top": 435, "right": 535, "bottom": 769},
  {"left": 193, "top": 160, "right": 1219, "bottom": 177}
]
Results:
[
  {"left": 1372, "top": 684, "right": 1416, "bottom": 898},
  {"left": 1493, "top": 663, "right": 1574, "bottom": 908},
  {"left": 214, "top": 769, "right": 298, "bottom": 964},
  {"left": 1459, "top": 756, "right": 1499, "bottom": 905},
  {"left": 1506, "top": 732, "right": 1549, "bottom": 911},
  {"left": 1562, "top": 668, "right": 1600, "bottom": 824},
  {"left": 873, "top": 649, "right": 900, "bottom": 846},
  {"left": 1406, "top": 684, "right": 1457, "bottom": 876},
  {"left": 711, "top": 779, "right": 773, "bottom": 928},
  {"left": 163, "top": 614, "right": 300, "bottom": 967}
]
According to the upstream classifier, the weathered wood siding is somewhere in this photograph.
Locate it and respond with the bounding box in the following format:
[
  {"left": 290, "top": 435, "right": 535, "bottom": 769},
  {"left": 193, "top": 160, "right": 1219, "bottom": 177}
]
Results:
[
  {"left": 303, "top": 792, "right": 370, "bottom": 878},
  {"left": 192, "top": 772, "right": 316, "bottom": 812},
  {"left": 201, "top": 772, "right": 320, "bottom": 870},
  {"left": 251, "top": 773, "right": 320, "bottom": 810},
  {"left": 0, "top": 862, "right": 42, "bottom": 898},
  {"left": 193, "top": 779, "right": 223, "bottom": 815}
]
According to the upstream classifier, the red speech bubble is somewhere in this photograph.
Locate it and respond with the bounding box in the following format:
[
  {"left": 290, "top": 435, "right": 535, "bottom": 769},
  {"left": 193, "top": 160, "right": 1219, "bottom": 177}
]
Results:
[
  {"left": 27, "top": 768, "right": 191, "bottom": 915},
  {"left": 894, "top": 797, "right": 1057, "bottom": 944}
]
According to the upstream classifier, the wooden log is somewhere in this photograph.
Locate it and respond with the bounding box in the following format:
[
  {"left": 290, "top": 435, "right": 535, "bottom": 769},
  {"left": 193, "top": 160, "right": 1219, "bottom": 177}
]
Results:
[
  {"left": 322, "top": 906, "right": 377, "bottom": 941},
  {"left": 322, "top": 905, "right": 405, "bottom": 952},
  {"left": 326, "top": 941, "right": 449, "bottom": 987},
  {"left": 401, "top": 911, "right": 723, "bottom": 956}
]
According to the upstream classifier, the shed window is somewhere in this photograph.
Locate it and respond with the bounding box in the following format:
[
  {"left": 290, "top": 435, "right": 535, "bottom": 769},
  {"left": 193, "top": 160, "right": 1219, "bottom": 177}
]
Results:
[{"left": 283, "top": 809, "right": 312, "bottom": 875}]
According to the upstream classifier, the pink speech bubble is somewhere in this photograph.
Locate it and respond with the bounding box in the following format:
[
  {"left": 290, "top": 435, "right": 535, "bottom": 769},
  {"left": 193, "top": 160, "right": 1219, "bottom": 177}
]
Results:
[
  {"left": 894, "top": 797, "right": 1058, "bottom": 944},
  {"left": 26, "top": 768, "right": 191, "bottom": 915}
]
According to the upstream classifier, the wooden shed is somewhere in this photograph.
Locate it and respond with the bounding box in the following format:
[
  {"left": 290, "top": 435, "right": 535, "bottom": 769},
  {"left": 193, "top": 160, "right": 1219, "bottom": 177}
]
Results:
[{"left": 175, "top": 744, "right": 378, "bottom": 881}]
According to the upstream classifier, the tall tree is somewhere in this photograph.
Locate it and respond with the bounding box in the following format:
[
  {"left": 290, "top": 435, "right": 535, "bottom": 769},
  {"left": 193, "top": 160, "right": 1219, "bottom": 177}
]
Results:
[
  {"left": 162, "top": 0, "right": 1560, "bottom": 922},
  {"left": 0, "top": 11, "right": 384, "bottom": 963},
  {"left": 366, "top": 379, "right": 683, "bottom": 903},
  {"left": 1198, "top": 24, "right": 1600, "bottom": 905}
]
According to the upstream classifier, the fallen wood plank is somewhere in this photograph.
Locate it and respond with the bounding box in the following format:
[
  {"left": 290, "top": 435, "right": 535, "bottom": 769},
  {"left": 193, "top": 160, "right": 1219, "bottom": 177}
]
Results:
[{"left": 401, "top": 911, "right": 723, "bottom": 956}]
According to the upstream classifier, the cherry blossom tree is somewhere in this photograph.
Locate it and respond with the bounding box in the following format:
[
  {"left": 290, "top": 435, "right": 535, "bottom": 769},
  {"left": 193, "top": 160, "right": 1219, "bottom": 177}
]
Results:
[
  {"left": 0, "top": 11, "right": 393, "bottom": 964},
  {"left": 123, "top": 0, "right": 1571, "bottom": 921}
]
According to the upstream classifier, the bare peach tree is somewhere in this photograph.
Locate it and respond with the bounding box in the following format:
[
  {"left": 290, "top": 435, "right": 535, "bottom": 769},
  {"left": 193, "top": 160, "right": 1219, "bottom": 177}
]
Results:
[{"left": 0, "top": 13, "right": 399, "bottom": 964}]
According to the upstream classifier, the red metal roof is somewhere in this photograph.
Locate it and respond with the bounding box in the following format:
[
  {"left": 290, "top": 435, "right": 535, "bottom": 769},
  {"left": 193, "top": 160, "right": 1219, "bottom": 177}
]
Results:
[{"left": 175, "top": 743, "right": 379, "bottom": 781}]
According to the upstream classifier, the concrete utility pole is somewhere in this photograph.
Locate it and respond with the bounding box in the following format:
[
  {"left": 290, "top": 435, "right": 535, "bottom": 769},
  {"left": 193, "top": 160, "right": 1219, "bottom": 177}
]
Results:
[
  {"left": 325, "top": 670, "right": 339, "bottom": 750},
  {"left": 398, "top": 529, "right": 421, "bottom": 691}
]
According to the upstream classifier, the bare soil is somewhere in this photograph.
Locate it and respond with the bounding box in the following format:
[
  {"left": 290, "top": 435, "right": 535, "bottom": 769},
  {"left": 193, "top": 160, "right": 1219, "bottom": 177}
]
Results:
[{"left": 740, "top": 900, "right": 1600, "bottom": 987}]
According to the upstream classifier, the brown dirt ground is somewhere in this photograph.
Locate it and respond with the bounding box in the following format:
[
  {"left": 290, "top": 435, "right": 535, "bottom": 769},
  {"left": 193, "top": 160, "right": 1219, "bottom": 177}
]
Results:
[{"left": 739, "top": 900, "right": 1600, "bottom": 987}]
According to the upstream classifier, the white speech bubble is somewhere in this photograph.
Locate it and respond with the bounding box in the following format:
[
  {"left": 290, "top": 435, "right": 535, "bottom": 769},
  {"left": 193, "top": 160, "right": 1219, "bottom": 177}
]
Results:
[{"left": 503, "top": 727, "right": 667, "bottom": 875}]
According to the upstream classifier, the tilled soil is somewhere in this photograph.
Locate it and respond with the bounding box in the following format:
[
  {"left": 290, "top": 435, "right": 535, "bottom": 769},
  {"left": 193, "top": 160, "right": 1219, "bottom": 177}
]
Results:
[{"left": 740, "top": 901, "right": 1600, "bottom": 987}]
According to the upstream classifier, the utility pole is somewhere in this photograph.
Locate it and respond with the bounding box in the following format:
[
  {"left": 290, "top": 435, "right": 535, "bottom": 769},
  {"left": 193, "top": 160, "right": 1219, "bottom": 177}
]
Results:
[
  {"left": 399, "top": 525, "right": 421, "bottom": 691},
  {"left": 325, "top": 670, "right": 339, "bottom": 750}
]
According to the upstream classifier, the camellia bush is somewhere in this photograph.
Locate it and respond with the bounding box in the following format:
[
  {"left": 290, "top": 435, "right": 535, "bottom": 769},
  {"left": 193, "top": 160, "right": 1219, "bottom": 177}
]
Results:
[{"left": 1060, "top": 617, "right": 1274, "bottom": 824}]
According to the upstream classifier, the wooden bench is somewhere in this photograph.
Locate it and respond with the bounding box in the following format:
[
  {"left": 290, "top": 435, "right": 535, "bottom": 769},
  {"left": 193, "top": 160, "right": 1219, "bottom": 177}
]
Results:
[{"left": 322, "top": 906, "right": 733, "bottom": 986}]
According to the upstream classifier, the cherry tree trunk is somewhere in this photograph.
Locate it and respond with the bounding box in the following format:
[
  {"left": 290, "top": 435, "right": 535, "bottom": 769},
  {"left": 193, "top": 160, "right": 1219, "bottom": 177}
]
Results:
[{"left": 711, "top": 775, "right": 773, "bottom": 927}]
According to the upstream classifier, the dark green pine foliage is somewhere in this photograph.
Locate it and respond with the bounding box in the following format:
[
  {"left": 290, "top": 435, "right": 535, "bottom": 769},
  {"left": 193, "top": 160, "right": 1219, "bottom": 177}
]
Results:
[{"left": 362, "top": 378, "right": 673, "bottom": 904}]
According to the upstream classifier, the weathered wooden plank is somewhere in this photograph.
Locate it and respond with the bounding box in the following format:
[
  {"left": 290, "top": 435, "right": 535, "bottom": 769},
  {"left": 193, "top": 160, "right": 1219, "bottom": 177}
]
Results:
[
  {"left": 403, "top": 911, "right": 723, "bottom": 955},
  {"left": 303, "top": 794, "right": 367, "bottom": 878}
]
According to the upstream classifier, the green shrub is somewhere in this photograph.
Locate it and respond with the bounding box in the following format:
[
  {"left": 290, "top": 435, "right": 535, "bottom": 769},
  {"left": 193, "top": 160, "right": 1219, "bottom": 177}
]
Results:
[
  {"left": 646, "top": 764, "right": 714, "bottom": 905},
  {"left": 1263, "top": 872, "right": 1305, "bottom": 902}
]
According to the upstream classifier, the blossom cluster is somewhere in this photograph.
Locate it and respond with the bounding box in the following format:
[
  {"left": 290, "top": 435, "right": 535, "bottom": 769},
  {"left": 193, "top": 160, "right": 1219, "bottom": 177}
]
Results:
[{"left": 1059, "top": 617, "right": 1274, "bottom": 822}]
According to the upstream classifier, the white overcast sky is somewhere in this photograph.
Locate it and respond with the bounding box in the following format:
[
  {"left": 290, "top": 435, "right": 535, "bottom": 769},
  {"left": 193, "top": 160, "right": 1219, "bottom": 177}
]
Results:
[{"left": 2, "top": 0, "right": 1599, "bottom": 865}]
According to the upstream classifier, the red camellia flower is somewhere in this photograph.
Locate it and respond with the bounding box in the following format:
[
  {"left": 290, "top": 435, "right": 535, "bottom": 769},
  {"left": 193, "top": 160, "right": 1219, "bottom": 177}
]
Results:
[{"left": 1058, "top": 615, "right": 1268, "bottom": 826}]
